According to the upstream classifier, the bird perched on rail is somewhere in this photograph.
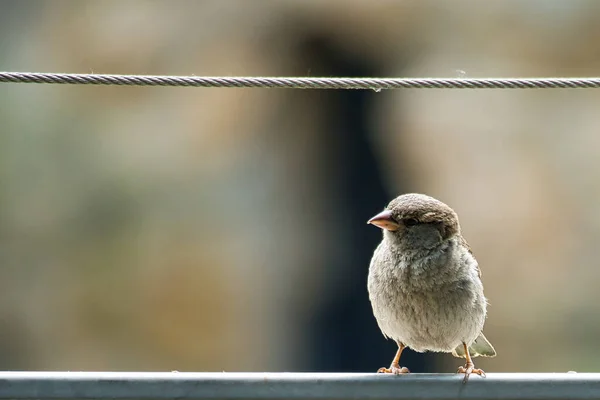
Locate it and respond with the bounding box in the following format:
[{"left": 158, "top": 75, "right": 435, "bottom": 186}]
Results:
[{"left": 367, "top": 193, "right": 496, "bottom": 383}]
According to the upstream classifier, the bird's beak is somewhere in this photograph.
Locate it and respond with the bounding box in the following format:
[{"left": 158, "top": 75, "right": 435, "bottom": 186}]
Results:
[{"left": 367, "top": 210, "right": 400, "bottom": 231}]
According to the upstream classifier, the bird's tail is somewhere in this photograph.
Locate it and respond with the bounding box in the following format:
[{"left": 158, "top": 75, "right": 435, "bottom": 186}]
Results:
[{"left": 452, "top": 333, "right": 497, "bottom": 358}]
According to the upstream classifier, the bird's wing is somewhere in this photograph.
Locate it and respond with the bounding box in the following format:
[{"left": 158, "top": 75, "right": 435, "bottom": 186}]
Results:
[{"left": 459, "top": 235, "right": 482, "bottom": 279}]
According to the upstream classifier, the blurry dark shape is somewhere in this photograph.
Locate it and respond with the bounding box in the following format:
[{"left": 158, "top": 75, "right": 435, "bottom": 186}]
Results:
[
  {"left": 292, "top": 33, "right": 441, "bottom": 373},
  {"left": 0, "top": 0, "right": 31, "bottom": 24}
]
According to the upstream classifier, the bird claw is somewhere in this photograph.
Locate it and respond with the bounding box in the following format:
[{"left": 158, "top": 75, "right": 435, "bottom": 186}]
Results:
[
  {"left": 377, "top": 365, "right": 410, "bottom": 375},
  {"left": 457, "top": 363, "right": 486, "bottom": 383}
]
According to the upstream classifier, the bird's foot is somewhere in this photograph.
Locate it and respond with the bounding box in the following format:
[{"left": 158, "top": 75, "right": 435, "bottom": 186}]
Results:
[
  {"left": 457, "top": 362, "right": 486, "bottom": 383},
  {"left": 377, "top": 364, "right": 410, "bottom": 375}
]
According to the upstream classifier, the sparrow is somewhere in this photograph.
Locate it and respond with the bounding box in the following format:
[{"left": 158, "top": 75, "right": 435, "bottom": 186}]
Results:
[{"left": 367, "top": 193, "right": 496, "bottom": 382}]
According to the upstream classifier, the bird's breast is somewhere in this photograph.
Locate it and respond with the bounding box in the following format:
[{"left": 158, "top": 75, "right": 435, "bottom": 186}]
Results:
[{"left": 367, "top": 243, "right": 486, "bottom": 351}]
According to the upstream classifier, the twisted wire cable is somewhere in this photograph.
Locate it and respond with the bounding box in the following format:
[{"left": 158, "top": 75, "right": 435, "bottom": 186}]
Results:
[{"left": 1, "top": 72, "right": 600, "bottom": 89}]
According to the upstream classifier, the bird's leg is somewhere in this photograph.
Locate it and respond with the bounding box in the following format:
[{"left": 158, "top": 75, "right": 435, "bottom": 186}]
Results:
[
  {"left": 377, "top": 342, "right": 410, "bottom": 374},
  {"left": 457, "top": 342, "right": 486, "bottom": 383}
]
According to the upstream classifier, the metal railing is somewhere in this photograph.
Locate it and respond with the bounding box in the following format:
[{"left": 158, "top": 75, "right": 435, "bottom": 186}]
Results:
[{"left": 0, "top": 372, "right": 597, "bottom": 400}]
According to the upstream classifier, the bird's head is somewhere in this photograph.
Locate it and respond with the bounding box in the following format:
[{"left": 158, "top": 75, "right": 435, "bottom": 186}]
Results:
[{"left": 367, "top": 193, "right": 460, "bottom": 250}]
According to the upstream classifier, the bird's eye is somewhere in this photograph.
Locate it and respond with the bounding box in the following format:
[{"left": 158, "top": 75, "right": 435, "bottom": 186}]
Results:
[{"left": 403, "top": 218, "right": 420, "bottom": 227}]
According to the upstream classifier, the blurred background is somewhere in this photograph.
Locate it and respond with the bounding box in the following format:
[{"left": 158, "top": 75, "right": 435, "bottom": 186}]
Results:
[{"left": 1, "top": 0, "right": 600, "bottom": 374}]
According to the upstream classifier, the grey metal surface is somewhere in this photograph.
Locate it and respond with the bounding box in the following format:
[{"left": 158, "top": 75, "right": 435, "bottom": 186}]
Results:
[{"left": 0, "top": 372, "right": 597, "bottom": 400}]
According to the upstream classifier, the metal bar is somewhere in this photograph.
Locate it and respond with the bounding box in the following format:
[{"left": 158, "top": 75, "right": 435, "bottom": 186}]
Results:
[{"left": 0, "top": 372, "right": 597, "bottom": 400}]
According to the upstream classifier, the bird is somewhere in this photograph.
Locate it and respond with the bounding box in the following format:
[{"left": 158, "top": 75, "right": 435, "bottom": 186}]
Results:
[{"left": 366, "top": 193, "right": 496, "bottom": 383}]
